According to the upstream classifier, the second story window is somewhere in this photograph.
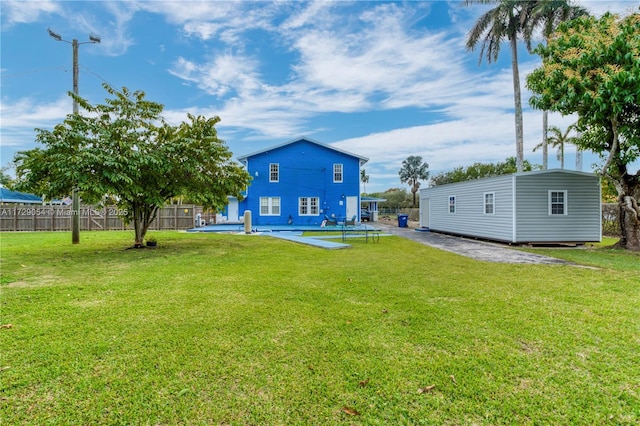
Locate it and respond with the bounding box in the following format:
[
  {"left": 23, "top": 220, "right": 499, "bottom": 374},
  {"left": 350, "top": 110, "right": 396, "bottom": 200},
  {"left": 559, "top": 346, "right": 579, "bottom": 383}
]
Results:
[
  {"left": 269, "top": 163, "right": 279, "bottom": 182},
  {"left": 333, "top": 164, "right": 343, "bottom": 183}
]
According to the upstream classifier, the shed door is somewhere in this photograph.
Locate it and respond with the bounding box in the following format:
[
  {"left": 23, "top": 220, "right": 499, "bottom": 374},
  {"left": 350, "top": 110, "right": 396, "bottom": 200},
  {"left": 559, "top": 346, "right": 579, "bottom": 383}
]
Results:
[{"left": 420, "top": 198, "right": 430, "bottom": 228}]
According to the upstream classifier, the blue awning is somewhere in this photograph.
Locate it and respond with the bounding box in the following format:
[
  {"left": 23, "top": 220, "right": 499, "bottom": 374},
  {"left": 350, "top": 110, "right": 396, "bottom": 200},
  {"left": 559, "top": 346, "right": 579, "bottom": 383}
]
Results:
[{"left": 0, "top": 188, "right": 42, "bottom": 204}]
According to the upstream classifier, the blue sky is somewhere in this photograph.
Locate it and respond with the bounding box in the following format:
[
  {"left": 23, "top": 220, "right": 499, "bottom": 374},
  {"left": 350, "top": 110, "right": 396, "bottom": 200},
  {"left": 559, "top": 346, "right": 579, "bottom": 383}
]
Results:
[{"left": 1, "top": 0, "right": 637, "bottom": 193}]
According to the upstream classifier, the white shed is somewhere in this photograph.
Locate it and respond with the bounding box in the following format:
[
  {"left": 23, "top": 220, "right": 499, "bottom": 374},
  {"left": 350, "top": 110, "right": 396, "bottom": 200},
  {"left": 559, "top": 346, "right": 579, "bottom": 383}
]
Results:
[{"left": 419, "top": 170, "right": 601, "bottom": 244}]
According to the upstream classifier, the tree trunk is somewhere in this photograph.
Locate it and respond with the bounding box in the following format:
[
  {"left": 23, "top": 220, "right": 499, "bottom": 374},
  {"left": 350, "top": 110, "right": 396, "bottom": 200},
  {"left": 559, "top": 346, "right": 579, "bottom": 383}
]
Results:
[
  {"left": 132, "top": 202, "right": 160, "bottom": 248},
  {"left": 510, "top": 37, "right": 524, "bottom": 173},
  {"left": 611, "top": 165, "right": 640, "bottom": 251},
  {"left": 542, "top": 111, "right": 548, "bottom": 170},
  {"left": 616, "top": 193, "right": 640, "bottom": 252}
]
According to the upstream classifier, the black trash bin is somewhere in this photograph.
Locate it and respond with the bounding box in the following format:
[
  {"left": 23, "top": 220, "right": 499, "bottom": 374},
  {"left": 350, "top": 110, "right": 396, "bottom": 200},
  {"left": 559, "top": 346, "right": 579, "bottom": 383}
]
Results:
[{"left": 397, "top": 214, "right": 409, "bottom": 228}]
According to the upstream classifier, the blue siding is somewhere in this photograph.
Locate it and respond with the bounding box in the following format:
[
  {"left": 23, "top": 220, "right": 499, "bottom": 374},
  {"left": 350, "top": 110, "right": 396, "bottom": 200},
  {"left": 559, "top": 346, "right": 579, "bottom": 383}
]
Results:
[{"left": 237, "top": 139, "right": 365, "bottom": 226}]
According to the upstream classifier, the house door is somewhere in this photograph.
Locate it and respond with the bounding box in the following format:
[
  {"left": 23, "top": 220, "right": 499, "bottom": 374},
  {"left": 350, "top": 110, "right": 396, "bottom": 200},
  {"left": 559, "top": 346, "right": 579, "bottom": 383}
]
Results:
[
  {"left": 227, "top": 198, "right": 239, "bottom": 222},
  {"left": 420, "top": 198, "right": 429, "bottom": 228},
  {"left": 346, "top": 196, "right": 358, "bottom": 220}
]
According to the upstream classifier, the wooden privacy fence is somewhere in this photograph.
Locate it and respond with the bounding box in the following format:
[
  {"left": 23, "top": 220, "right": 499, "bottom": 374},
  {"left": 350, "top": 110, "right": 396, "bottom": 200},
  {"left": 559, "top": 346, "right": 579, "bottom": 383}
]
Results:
[{"left": 0, "top": 204, "right": 202, "bottom": 232}]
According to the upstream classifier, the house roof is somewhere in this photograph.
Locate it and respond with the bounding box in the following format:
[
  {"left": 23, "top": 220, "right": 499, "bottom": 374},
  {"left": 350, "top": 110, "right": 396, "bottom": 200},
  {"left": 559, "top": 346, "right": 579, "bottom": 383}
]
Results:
[
  {"left": 0, "top": 187, "right": 42, "bottom": 204},
  {"left": 237, "top": 137, "right": 369, "bottom": 166},
  {"left": 361, "top": 196, "right": 387, "bottom": 202}
]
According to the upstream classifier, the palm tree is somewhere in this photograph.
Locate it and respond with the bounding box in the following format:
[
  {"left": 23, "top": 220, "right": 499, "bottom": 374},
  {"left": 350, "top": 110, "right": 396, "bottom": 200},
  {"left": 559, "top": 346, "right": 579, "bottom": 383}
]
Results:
[
  {"left": 465, "top": 0, "right": 530, "bottom": 173},
  {"left": 532, "top": 124, "right": 577, "bottom": 169},
  {"left": 522, "top": 0, "right": 588, "bottom": 169},
  {"left": 399, "top": 155, "right": 429, "bottom": 207},
  {"left": 360, "top": 169, "right": 370, "bottom": 194}
]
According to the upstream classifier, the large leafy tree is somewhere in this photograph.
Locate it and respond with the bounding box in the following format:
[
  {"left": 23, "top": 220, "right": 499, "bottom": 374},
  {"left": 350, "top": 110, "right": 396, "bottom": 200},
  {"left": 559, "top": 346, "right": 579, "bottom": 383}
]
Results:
[
  {"left": 464, "top": 0, "right": 530, "bottom": 172},
  {"left": 522, "top": 0, "right": 588, "bottom": 170},
  {"left": 430, "top": 156, "right": 538, "bottom": 186},
  {"left": 14, "top": 84, "right": 251, "bottom": 247},
  {"left": 399, "top": 155, "right": 429, "bottom": 207},
  {"left": 0, "top": 167, "right": 13, "bottom": 187},
  {"left": 527, "top": 11, "right": 640, "bottom": 251}
]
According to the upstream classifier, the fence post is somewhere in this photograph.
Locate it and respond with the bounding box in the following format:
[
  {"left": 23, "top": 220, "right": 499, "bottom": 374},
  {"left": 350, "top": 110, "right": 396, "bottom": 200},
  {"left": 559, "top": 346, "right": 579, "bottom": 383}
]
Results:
[{"left": 174, "top": 205, "right": 178, "bottom": 229}]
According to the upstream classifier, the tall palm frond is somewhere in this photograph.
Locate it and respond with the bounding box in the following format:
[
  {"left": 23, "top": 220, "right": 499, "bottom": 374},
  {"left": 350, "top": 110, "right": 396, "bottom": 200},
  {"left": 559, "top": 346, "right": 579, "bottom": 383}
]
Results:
[
  {"left": 465, "top": 0, "right": 532, "bottom": 173},
  {"left": 521, "top": 0, "right": 589, "bottom": 169}
]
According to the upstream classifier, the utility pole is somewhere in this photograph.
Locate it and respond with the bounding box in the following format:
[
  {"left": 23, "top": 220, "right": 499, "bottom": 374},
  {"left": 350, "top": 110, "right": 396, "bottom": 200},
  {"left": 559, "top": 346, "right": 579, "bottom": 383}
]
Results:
[{"left": 48, "top": 28, "right": 100, "bottom": 244}]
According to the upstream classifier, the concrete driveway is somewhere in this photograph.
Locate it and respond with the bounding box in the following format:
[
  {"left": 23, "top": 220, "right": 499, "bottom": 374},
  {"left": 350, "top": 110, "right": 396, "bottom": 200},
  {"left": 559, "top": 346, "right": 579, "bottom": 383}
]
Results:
[{"left": 375, "top": 222, "right": 569, "bottom": 265}]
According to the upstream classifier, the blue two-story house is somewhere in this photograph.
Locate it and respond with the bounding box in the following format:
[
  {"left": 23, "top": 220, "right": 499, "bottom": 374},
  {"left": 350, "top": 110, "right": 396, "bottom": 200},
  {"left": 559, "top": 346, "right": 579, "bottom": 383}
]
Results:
[{"left": 227, "top": 138, "right": 368, "bottom": 227}]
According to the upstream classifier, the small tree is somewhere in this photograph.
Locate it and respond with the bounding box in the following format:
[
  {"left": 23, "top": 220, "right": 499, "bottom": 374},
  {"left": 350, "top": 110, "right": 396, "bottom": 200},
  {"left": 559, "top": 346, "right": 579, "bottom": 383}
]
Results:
[
  {"left": 532, "top": 124, "right": 578, "bottom": 169},
  {"left": 369, "top": 188, "right": 412, "bottom": 210},
  {"left": 430, "top": 157, "right": 538, "bottom": 186},
  {"left": 527, "top": 11, "right": 640, "bottom": 250},
  {"left": 14, "top": 84, "right": 251, "bottom": 247},
  {"left": 399, "top": 156, "right": 429, "bottom": 207},
  {"left": 360, "top": 169, "right": 370, "bottom": 194}
]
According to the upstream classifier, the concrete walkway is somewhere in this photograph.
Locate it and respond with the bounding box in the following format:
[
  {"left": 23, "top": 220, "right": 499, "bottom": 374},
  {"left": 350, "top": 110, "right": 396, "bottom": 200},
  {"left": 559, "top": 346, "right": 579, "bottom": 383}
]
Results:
[{"left": 375, "top": 222, "right": 570, "bottom": 265}]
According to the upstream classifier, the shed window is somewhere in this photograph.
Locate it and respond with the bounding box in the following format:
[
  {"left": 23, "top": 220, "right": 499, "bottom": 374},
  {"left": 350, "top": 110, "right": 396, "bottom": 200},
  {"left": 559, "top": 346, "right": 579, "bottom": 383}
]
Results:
[
  {"left": 448, "top": 196, "right": 456, "bottom": 214},
  {"left": 333, "top": 164, "right": 343, "bottom": 183},
  {"left": 549, "top": 190, "right": 567, "bottom": 215},
  {"left": 269, "top": 163, "right": 279, "bottom": 182},
  {"left": 484, "top": 192, "right": 495, "bottom": 215},
  {"left": 299, "top": 197, "right": 319, "bottom": 216},
  {"left": 260, "top": 197, "right": 280, "bottom": 216}
]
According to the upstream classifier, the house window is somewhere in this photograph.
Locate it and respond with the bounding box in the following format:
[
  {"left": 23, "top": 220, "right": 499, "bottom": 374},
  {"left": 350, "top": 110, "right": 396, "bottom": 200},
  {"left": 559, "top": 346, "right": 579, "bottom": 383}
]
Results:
[
  {"left": 333, "top": 164, "right": 343, "bottom": 183},
  {"left": 484, "top": 192, "right": 495, "bottom": 215},
  {"left": 448, "top": 196, "right": 456, "bottom": 214},
  {"left": 299, "top": 197, "right": 319, "bottom": 216},
  {"left": 549, "top": 190, "right": 567, "bottom": 215},
  {"left": 260, "top": 197, "right": 280, "bottom": 216},
  {"left": 269, "top": 163, "right": 279, "bottom": 182}
]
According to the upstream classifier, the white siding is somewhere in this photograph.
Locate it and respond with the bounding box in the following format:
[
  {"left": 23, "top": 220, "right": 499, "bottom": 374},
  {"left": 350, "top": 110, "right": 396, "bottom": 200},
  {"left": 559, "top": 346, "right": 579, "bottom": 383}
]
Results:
[
  {"left": 514, "top": 171, "right": 601, "bottom": 242},
  {"left": 420, "top": 175, "right": 514, "bottom": 242},
  {"left": 420, "top": 170, "right": 601, "bottom": 243}
]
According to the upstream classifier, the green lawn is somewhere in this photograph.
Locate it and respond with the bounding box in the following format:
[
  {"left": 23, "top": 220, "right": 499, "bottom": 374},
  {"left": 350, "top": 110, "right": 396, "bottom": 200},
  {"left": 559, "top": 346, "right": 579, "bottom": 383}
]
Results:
[{"left": 1, "top": 231, "right": 638, "bottom": 425}]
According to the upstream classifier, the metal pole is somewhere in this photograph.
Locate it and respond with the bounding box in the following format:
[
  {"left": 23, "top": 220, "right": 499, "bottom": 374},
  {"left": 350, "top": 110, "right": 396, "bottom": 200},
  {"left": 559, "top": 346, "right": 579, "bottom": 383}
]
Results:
[{"left": 71, "top": 39, "right": 80, "bottom": 244}]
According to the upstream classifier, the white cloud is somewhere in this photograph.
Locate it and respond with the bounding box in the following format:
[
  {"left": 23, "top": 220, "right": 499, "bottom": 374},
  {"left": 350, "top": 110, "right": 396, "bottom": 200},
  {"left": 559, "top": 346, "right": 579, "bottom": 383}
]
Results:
[
  {"left": 0, "top": 0, "right": 61, "bottom": 26},
  {"left": 169, "top": 54, "right": 263, "bottom": 97}
]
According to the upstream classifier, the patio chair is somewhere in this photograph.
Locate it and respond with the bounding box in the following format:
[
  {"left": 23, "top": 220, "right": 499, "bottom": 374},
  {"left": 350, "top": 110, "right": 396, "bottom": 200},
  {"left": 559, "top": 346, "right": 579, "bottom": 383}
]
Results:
[
  {"left": 345, "top": 215, "right": 357, "bottom": 226},
  {"left": 324, "top": 215, "right": 337, "bottom": 226}
]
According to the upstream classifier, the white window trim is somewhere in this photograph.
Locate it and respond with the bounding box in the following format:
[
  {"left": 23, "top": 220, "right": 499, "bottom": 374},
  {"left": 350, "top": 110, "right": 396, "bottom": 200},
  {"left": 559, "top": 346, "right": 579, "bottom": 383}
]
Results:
[
  {"left": 548, "top": 190, "right": 568, "bottom": 216},
  {"left": 448, "top": 195, "right": 456, "bottom": 214},
  {"left": 260, "top": 196, "right": 280, "bottom": 216},
  {"left": 333, "top": 164, "right": 343, "bottom": 183},
  {"left": 484, "top": 192, "right": 495, "bottom": 215},
  {"left": 269, "top": 163, "right": 279, "bottom": 183},
  {"left": 299, "top": 197, "right": 319, "bottom": 216}
]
